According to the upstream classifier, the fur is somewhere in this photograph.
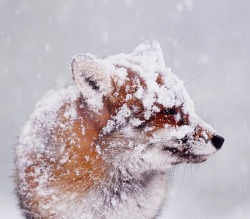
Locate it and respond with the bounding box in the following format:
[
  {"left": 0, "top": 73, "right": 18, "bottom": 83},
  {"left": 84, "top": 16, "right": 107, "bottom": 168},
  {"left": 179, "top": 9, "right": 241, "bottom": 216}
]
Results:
[{"left": 15, "top": 40, "right": 224, "bottom": 219}]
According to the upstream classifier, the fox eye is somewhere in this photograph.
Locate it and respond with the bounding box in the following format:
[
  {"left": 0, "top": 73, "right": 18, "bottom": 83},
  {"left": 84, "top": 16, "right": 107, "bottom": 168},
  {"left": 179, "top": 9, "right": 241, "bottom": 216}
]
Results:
[{"left": 162, "top": 108, "right": 177, "bottom": 116}]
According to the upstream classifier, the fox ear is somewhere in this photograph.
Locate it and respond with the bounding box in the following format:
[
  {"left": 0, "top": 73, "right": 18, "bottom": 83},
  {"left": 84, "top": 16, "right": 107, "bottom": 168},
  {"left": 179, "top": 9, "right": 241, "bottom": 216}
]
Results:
[
  {"left": 132, "top": 40, "right": 165, "bottom": 68},
  {"left": 71, "top": 54, "right": 112, "bottom": 112}
]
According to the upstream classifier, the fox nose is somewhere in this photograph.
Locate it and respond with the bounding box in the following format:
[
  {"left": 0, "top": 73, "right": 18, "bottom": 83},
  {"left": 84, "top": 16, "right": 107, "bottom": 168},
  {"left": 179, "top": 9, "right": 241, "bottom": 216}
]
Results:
[{"left": 211, "top": 135, "right": 224, "bottom": 150}]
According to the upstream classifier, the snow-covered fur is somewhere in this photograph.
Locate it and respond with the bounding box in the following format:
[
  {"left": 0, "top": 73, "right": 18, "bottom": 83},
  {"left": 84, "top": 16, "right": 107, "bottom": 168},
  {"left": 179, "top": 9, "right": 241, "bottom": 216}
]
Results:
[{"left": 15, "top": 41, "right": 224, "bottom": 219}]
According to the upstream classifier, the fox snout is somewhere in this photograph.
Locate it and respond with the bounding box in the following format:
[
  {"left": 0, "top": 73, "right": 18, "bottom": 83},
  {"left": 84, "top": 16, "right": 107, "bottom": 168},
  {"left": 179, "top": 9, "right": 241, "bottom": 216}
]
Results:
[{"left": 211, "top": 135, "right": 224, "bottom": 150}]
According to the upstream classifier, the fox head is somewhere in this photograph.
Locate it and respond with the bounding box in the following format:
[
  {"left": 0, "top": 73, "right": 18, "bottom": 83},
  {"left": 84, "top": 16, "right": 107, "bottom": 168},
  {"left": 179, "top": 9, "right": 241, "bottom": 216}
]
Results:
[{"left": 71, "top": 40, "right": 224, "bottom": 170}]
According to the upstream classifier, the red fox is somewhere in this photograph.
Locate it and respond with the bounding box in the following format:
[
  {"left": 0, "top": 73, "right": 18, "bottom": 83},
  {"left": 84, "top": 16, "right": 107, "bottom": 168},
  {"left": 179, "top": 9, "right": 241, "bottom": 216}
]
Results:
[{"left": 15, "top": 40, "right": 224, "bottom": 219}]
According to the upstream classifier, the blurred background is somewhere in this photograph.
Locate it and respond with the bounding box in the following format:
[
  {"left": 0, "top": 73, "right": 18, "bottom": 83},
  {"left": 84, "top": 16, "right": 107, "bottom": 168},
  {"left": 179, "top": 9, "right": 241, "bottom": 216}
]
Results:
[{"left": 1, "top": 0, "right": 249, "bottom": 218}]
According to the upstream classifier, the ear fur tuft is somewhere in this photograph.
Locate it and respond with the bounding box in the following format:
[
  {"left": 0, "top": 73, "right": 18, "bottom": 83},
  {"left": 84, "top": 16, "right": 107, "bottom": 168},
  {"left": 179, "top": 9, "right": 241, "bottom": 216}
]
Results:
[{"left": 71, "top": 54, "right": 112, "bottom": 112}]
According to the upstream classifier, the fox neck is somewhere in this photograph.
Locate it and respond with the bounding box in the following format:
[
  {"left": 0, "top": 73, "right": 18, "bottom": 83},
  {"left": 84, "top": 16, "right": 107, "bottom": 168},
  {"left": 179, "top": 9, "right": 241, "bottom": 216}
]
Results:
[
  {"left": 86, "top": 158, "right": 168, "bottom": 219},
  {"left": 85, "top": 130, "right": 169, "bottom": 218},
  {"left": 102, "top": 168, "right": 168, "bottom": 219}
]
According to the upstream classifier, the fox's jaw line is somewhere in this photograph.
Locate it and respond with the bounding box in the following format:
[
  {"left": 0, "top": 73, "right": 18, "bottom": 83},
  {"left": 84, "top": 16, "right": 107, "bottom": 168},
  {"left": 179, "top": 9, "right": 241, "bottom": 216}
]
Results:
[{"left": 114, "top": 122, "right": 217, "bottom": 168}]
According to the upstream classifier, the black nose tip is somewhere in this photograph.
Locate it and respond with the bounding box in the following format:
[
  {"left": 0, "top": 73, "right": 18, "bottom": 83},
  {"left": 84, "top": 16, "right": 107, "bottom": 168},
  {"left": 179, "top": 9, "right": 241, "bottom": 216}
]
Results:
[{"left": 211, "top": 135, "right": 224, "bottom": 150}]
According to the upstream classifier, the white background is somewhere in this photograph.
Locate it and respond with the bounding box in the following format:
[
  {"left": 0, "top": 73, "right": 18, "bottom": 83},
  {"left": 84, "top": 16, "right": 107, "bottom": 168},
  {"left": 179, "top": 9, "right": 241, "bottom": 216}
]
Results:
[{"left": 1, "top": 0, "right": 249, "bottom": 218}]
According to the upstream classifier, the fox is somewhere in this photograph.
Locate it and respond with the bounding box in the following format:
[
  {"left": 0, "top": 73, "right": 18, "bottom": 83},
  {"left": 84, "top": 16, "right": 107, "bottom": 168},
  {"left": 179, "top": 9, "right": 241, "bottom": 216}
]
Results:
[{"left": 15, "top": 40, "right": 224, "bottom": 219}]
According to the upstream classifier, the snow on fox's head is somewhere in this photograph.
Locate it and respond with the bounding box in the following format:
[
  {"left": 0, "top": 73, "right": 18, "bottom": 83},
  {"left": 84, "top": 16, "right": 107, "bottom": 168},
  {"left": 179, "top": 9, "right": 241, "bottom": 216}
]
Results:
[{"left": 71, "top": 40, "right": 224, "bottom": 167}]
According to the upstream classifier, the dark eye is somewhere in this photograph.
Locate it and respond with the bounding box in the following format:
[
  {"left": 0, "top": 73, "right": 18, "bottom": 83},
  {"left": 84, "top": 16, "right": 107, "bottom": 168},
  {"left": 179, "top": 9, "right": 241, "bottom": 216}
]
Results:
[
  {"left": 162, "top": 108, "right": 177, "bottom": 116},
  {"left": 137, "top": 122, "right": 146, "bottom": 130}
]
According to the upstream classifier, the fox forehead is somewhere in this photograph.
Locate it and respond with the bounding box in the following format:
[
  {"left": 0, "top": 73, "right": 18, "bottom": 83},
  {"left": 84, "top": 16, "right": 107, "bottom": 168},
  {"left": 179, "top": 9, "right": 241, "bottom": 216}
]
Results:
[{"left": 72, "top": 40, "right": 196, "bottom": 124}]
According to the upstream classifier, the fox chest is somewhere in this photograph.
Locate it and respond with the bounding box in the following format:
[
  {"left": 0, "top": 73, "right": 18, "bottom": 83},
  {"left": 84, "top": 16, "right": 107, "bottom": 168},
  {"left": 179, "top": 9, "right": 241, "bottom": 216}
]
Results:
[{"left": 55, "top": 172, "right": 168, "bottom": 219}]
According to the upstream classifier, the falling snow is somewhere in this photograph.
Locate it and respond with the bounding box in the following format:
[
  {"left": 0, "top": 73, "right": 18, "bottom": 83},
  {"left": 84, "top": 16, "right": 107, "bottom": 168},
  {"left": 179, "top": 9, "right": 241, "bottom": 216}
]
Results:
[{"left": 1, "top": 1, "right": 249, "bottom": 219}]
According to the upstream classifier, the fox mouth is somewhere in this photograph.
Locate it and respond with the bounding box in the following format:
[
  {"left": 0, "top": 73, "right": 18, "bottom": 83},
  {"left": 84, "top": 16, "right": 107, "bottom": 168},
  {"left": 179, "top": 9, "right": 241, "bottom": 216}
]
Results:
[{"left": 162, "top": 146, "right": 209, "bottom": 164}]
